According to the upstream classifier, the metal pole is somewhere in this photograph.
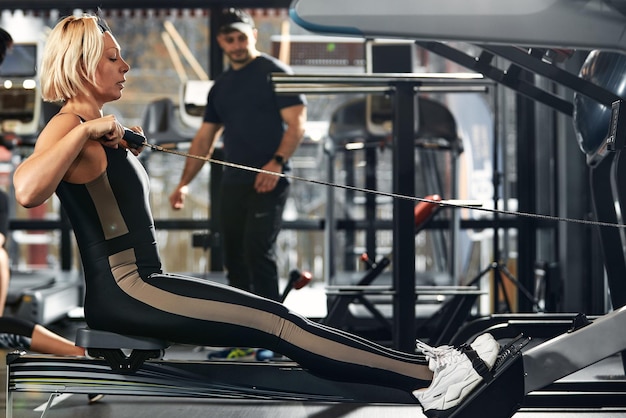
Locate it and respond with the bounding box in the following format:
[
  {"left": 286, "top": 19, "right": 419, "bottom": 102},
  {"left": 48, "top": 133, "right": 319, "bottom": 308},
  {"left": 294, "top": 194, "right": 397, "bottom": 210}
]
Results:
[{"left": 392, "top": 82, "right": 417, "bottom": 351}]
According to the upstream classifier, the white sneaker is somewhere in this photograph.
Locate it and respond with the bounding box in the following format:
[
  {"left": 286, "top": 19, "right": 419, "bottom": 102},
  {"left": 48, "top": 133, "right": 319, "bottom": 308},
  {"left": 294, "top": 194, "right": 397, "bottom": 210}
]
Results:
[
  {"left": 413, "top": 333, "right": 500, "bottom": 412},
  {"left": 415, "top": 341, "right": 454, "bottom": 372},
  {"left": 416, "top": 334, "right": 497, "bottom": 372}
]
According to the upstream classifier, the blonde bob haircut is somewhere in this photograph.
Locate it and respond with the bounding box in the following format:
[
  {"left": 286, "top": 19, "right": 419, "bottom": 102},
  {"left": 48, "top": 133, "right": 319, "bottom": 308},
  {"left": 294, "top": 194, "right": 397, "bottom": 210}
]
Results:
[{"left": 40, "top": 15, "right": 106, "bottom": 103}]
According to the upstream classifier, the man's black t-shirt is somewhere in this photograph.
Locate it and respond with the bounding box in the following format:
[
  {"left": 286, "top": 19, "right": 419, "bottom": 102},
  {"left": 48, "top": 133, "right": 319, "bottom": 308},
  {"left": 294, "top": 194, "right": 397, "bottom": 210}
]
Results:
[{"left": 203, "top": 53, "right": 306, "bottom": 184}]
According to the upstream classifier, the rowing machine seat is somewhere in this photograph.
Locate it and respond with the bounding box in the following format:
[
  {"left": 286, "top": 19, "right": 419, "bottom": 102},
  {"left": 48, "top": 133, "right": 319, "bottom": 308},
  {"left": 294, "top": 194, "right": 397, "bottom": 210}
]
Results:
[
  {"left": 76, "top": 328, "right": 170, "bottom": 373},
  {"left": 76, "top": 328, "right": 170, "bottom": 350}
]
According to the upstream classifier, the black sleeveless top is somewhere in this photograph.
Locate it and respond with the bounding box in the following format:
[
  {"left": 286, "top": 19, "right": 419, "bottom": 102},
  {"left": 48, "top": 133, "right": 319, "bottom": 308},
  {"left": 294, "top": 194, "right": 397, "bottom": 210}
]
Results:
[{"left": 56, "top": 146, "right": 163, "bottom": 322}]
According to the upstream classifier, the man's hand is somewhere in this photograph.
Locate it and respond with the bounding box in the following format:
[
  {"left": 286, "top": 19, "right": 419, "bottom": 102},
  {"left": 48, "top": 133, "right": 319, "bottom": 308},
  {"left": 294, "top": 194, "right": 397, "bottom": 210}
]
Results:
[
  {"left": 169, "top": 185, "right": 189, "bottom": 210},
  {"left": 254, "top": 160, "right": 282, "bottom": 193}
]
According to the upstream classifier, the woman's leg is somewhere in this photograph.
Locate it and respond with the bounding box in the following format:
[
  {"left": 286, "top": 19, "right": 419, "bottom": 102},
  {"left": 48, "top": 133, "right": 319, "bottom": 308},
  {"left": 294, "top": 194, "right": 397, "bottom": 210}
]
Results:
[
  {"left": 133, "top": 273, "right": 434, "bottom": 393},
  {"left": 0, "top": 317, "right": 84, "bottom": 356},
  {"left": 91, "top": 260, "right": 497, "bottom": 397},
  {"left": 30, "top": 324, "right": 85, "bottom": 356}
]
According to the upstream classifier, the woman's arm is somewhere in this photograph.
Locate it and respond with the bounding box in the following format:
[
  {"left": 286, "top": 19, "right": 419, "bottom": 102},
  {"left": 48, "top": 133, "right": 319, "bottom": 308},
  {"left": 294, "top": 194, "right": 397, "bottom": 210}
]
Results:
[{"left": 14, "top": 114, "right": 125, "bottom": 208}]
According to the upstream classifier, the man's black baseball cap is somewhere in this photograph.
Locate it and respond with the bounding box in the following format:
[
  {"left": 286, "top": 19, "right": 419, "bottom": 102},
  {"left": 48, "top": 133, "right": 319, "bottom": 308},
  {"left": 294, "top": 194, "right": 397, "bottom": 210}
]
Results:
[{"left": 218, "top": 8, "right": 255, "bottom": 35}]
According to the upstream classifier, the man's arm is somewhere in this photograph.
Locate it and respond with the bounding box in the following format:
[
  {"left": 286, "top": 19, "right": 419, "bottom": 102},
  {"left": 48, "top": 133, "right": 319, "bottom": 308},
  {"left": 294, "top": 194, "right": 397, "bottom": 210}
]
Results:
[
  {"left": 274, "top": 104, "right": 307, "bottom": 161},
  {"left": 169, "top": 121, "right": 222, "bottom": 209},
  {"left": 254, "top": 104, "right": 307, "bottom": 193}
]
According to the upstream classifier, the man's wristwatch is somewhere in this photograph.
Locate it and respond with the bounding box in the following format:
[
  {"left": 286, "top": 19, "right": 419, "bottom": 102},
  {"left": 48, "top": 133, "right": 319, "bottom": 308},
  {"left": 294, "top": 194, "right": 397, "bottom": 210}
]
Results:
[{"left": 273, "top": 154, "right": 286, "bottom": 166}]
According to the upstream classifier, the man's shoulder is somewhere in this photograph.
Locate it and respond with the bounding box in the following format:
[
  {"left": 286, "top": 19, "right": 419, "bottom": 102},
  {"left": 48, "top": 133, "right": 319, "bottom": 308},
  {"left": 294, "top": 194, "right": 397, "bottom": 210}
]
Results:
[{"left": 255, "top": 53, "right": 293, "bottom": 74}]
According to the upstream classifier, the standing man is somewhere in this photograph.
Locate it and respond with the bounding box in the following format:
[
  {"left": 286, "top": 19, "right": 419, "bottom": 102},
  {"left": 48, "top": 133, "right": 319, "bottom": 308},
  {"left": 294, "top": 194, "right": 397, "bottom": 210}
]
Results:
[{"left": 169, "top": 9, "right": 307, "bottom": 302}]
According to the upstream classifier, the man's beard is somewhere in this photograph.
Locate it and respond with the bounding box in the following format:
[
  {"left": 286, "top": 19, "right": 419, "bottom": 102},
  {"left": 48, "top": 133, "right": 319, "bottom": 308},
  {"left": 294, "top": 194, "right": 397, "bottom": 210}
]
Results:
[{"left": 228, "top": 49, "right": 252, "bottom": 65}]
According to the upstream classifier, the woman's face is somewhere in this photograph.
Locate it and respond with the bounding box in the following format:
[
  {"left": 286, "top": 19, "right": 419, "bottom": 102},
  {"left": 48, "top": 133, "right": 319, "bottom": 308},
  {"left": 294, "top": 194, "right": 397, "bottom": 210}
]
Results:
[{"left": 93, "top": 32, "right": 130, "bottom": 104}]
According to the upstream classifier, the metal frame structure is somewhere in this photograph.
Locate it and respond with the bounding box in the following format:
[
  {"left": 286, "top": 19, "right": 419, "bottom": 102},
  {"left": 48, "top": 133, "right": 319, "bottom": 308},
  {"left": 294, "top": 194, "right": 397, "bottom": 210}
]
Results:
[
  {"left": 273, "top": 72, "right": 491, "bottom": 351},
  {"left": 287, "top": 0, "right": 626, "bottom": 314}
]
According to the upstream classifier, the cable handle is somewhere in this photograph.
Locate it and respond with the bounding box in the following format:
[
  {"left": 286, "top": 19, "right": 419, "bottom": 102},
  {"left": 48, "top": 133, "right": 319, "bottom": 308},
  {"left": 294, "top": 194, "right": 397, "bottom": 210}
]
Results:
[{"left": 123, "top": 128, "right": 146, "bottom": 149}]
